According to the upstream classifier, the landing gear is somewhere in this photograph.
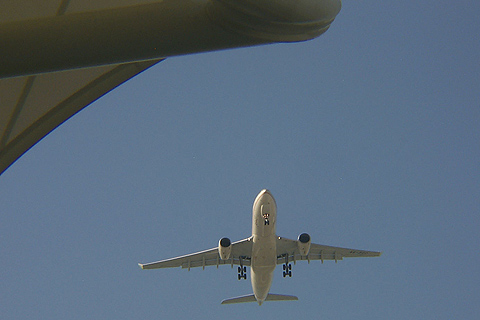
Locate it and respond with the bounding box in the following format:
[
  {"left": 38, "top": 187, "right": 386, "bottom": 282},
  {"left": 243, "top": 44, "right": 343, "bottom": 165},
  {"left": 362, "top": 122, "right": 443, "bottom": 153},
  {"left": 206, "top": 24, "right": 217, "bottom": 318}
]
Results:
[
  {"left": 282, "top": 255, "right": 292, "bottom": 278},
  {"left": 237, "top": 266, "right": 247, "bottom": 280},
  {"left": 263, "top": 213, "right": 270, "bottom": 225},
  {"left": 237, "top": 257, "right": 247, "bottom": 280},
  {"left": 283, "top": 264, "right": 292, "bottom": 277}
]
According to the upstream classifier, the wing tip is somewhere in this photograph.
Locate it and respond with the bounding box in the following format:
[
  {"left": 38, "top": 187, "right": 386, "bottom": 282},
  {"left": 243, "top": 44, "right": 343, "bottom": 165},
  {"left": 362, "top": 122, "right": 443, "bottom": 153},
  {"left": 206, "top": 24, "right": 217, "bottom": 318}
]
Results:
[{"left": 138, "top": 263, "right": 145, "bottom": 269}]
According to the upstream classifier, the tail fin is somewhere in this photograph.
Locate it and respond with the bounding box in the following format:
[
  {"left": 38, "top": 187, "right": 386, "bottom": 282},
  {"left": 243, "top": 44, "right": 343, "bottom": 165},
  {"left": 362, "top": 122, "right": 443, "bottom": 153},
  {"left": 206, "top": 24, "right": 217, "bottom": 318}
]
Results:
[{"left": 221, "top": 293, "right": 298, "bottom": 305}]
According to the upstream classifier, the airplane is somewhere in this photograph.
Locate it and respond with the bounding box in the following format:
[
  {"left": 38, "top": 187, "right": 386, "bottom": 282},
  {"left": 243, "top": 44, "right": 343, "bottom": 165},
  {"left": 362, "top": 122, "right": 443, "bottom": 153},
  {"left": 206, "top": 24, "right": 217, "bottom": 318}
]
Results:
[{"left": 139, "top": 189, "right": 381, "bottom": 305}]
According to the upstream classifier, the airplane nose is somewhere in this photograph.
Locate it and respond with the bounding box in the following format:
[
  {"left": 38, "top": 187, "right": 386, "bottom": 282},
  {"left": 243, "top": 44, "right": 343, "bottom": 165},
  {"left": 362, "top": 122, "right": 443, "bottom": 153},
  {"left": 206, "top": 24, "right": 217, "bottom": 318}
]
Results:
[
  {"left": 253, "top": 189, "right": 276, "bottom": 209},
  {"left": 261, "top": 189, "right": 273, "bottom": 198}
]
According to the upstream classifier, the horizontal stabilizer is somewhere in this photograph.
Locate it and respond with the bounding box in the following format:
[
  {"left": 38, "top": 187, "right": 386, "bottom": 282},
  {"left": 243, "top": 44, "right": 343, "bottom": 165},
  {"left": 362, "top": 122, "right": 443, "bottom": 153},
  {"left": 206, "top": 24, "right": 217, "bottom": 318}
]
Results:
[
  {"left": 221, "top": 294, "right": 257, "bottom": 304},
  {"left": 221, "top": 293, "right": 298, "bottom": 305},
  {"left": 265, "top": 293, "right": 298, "bottom": 302}
]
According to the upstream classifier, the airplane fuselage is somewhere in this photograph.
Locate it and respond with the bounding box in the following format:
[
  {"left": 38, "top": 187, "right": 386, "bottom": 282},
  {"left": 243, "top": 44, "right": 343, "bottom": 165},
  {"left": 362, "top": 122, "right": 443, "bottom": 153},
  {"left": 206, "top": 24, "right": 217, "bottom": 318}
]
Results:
[{"left": 251, "top": 189, "right": 277, "bottom": 304}]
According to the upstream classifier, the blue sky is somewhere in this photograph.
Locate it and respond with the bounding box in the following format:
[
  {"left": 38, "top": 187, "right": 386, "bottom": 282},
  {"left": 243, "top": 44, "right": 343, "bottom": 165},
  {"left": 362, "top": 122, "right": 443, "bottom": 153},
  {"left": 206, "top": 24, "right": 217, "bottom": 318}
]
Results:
[{"left": 1, "top": 1, "right": 479, "bottom": 319}]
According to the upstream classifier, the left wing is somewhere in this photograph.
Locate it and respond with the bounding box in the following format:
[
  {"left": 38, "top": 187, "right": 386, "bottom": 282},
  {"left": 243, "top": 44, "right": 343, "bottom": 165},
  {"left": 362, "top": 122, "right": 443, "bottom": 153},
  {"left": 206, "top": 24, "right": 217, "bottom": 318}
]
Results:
[
  {"left": 276, "top": 236, "right": 381, "bottom": 264},
  {"left": 139, "top": 238, "right": 253, "bottom": 270}
]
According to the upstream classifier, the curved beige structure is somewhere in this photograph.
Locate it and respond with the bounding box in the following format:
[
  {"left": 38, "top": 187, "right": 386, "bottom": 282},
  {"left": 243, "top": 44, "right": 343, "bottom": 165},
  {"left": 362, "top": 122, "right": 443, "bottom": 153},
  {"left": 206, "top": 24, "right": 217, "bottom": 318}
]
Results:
[{"left": 0, "top": 0, "right": 341, "bottom": 175}]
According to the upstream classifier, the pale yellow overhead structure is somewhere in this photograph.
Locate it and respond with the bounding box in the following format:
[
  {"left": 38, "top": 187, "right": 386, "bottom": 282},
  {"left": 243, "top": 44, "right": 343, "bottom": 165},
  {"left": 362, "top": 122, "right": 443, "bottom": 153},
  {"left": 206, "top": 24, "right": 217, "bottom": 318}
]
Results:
[{"left": 0, "top": 0, "right": 341, "bottom": 175}]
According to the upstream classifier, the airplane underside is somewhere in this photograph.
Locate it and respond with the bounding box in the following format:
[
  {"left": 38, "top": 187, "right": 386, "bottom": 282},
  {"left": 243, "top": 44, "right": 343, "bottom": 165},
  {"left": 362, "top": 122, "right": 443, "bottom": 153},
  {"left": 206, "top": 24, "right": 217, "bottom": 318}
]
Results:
[{"left": 139, "top": 189, "right": 381, "bottom": 305}]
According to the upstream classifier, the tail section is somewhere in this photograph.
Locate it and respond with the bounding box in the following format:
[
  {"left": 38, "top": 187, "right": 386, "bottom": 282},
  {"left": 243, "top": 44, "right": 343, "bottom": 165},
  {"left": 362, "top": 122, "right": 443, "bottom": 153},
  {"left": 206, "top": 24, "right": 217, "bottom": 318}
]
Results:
[
  {"left": 221, "top": 293, "right": 298, "bottom": 305},
  {"left": 221, "top": 294, "right": 257, "bottom": 304},
  {"left": 265, "top": 293, "right": 298, "bottom": 302}
]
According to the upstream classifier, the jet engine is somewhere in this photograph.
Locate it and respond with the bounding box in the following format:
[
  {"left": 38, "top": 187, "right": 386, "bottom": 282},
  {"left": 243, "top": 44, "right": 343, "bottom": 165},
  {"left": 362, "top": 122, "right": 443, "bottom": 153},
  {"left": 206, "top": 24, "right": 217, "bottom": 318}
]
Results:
[
  {"left": 218, "top": 237, "right": 232, "bottom": 260},
  {"left": 297, "top": 233, "right": 311, "bottom": 256}
]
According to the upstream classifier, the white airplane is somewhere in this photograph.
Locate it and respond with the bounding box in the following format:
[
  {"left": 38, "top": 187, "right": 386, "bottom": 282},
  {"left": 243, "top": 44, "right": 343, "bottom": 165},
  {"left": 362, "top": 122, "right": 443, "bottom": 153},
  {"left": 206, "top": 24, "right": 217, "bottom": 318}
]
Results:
[{"left": 139, "top": 189, "right": 381, "bottom": 305}]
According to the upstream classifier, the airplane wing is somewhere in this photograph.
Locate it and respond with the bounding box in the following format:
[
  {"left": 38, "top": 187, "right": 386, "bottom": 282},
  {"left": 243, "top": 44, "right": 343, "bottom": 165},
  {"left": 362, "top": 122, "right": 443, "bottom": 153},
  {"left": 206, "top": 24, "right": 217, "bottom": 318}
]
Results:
[
  {"left": 139, "top": 238, "right": 253, "bottom": 270},
  {"left": 276, "top": 236, "right": 381, "bottom": 264}
]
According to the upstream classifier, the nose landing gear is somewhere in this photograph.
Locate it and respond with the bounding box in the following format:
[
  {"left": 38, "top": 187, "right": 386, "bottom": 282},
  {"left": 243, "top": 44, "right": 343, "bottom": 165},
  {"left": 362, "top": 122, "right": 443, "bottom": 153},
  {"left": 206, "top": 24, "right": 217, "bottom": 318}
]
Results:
[{"left": 263, "top": 213, "right": 270, "bottom": 225}]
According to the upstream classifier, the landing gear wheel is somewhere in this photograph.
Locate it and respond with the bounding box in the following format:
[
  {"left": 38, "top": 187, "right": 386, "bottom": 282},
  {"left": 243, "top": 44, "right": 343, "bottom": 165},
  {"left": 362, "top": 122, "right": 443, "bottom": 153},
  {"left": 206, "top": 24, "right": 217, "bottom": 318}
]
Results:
[
  {"left": 282, "top": 262, "right": 292, "bottom": 277},
  {"left": 237, "top": 265, "right": 247, "bottom": 280}
]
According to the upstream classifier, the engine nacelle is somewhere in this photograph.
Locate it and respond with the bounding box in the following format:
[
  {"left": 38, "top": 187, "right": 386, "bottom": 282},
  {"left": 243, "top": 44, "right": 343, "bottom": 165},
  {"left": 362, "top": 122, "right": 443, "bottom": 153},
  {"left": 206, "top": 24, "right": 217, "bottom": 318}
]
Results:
[
  {"left": 218, "top": 237, "right": 232, "bottom": 260},
  {"left": 297, "top": 233, "right": 311, "bottom": 256}
]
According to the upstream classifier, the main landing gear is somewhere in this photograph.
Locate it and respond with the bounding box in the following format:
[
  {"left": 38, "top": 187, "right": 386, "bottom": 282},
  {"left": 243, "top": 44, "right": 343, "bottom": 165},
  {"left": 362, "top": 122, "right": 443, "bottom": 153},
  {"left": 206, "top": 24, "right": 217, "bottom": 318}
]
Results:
[
  {"left": 282, "top": 255, "right": 292, "bottom": 278},
  {"left": 238, "top": 266, "right": 247, "bottom": 280},
  {"left": 283, "top": 264, "right": 292, "bottom": 277},
  {"left": 237, "top": 256, "right": 247, "bottom": 280}
]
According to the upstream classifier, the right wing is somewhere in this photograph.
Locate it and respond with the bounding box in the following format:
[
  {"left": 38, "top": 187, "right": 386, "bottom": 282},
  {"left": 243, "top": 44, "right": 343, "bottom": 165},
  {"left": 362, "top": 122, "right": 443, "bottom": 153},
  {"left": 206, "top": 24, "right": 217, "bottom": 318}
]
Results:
[
  {"left": 139, "top": 237, "right": 253, "bottom": 270},
  {"left": 276, "top": 236, "right": 381, "bottom": 264}
]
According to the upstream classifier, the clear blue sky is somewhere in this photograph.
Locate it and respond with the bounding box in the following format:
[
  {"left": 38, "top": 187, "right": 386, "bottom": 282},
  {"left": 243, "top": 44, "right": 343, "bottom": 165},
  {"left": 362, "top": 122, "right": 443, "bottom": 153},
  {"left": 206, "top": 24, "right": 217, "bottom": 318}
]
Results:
[{"left": 1, "top": 1, "right": 479, "bottom": 319}]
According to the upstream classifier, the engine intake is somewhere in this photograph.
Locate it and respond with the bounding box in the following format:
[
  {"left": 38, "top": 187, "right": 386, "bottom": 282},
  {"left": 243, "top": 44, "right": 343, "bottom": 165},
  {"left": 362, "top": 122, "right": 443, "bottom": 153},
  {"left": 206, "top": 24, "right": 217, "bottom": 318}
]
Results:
[
  {"left": 297, "top": 233, "right": 311, "bottom": 256},
  {"left": 218, "top": 237, "right": 232, "bottom": 260}
]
